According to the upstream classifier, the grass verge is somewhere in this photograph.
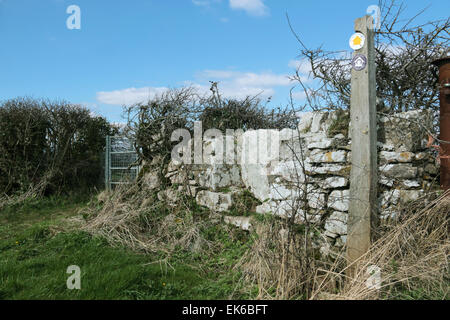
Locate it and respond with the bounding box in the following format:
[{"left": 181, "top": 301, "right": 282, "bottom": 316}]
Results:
[{"left": 0, "top": 194, "right": 251, "bottom": 300}]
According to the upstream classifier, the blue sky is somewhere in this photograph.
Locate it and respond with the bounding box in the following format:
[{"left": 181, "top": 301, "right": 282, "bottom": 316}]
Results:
[{"left": 0, "top": 0, "right": 449, "bottom": 123}]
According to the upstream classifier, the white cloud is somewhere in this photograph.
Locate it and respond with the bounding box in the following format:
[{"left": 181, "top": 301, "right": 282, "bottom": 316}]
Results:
[
  {"left": 192, "top": 0, "right": 211, "bottom": 6},
  {"left": 96, "top": 87, "right": 169, "bottom": 106},
  {"left": 288, "top": 59, "right": 313, "bottom": 75},
  {"left": 95, "top": 71, "right": 289, "bottom": 106},
  {"left": 96, "top": 61, "right": 314, "bottom": 106},
  {"left": 187, "top": 82, "right": 275, "bottom": 100},
  {"left": 236, "top": 72, "right": 291, "bottom": 87},
  {"left": 198, "top": 70, "right": 292, "bottom": 86},
  {"left": 192, "top": 0, "right": 268, "bottom": 20},
  {"left": 194, "top": 69, "right": 294, "bottom": 99},
  {"left": 290, "top": 91, "right": 308, "bottom": 101},
  {"left": 229, "top": 0, "right": 269, "bottom": 16}
]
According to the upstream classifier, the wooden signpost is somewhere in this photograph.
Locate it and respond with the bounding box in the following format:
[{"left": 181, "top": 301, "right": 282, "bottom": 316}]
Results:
[{"left": 347, "top": 15, "right": 378, "bottom": 274}]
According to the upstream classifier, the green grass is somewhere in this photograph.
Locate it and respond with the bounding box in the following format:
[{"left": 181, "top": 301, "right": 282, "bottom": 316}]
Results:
[
  {"left": 381, "top": 281, "right": 449, "bottom": 300},
  {"left": 1, "top": 194, "right": 447, "bottom": 300},
  {"left": 0, "top": 195, "right": 251, "bottom": 300}
]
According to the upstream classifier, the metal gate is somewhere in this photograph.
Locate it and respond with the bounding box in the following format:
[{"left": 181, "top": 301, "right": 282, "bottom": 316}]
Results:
[{"left": 105, "top": 136, "right": 140, "bottom": 190}]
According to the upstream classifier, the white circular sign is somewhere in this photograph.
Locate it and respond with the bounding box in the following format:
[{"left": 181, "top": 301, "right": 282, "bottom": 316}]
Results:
[
  {"left": 349, "top": 32, "right": 365, "bottom": 50},
  {"left": 352, "top": 54, "right": 367, "bottom": 71}
]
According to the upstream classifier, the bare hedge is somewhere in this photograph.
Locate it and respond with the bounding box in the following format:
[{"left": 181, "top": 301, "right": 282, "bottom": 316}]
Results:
[{"left": 0, "top": 97, "right": 115, "bottom": 196}]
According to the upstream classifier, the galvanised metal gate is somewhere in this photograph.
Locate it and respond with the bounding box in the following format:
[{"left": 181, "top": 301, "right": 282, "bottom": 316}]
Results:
[{"left": 105, "top": 136, "right": 140, "bottom": 190}]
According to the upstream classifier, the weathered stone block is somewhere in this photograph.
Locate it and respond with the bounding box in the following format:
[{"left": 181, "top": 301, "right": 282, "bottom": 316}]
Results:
[
  {"left": 142, "top": 171, "right": 160, "bottom": 190},
  {"left": 270, "top": 184, "right": 299, "bottom": 200},
  {"left": 306, "top": 164, "right": 351, "bottom": 177},
  {"left": 241, "top": 163, "right": 270, "bottom": 202},
  {"left": 319, "top": 176, "right": 348, "bottom": 189},
  {"left": 298, "top": 112, "right": 314, "bottom": 133},
  {"left": 379, "top": 177, "right": 394, "bottom": 187},
  {"left": 379, "top": 189, "right": 423, "bottom": 210},
  {"left": 304, "top": 132, "right": 328, "bottom": 144},
  {"left": 324, "top": 211, "right": 348, "bottom": 237},
  {"left": 328, "top": 189, "right": 350, "bottom": 212},
  {"left": 379, "top": 164, "right": 418, "bottom": 179},
  {"left": 307, "top": 192, "right": 327, "bottom": 209},
  {"left": 224, "top": 216, "right": 252, "bottom": 231},
  {"left": 309, "top": 150, "right": 347, "bottom": 163},
  {"left": 379, "top": 151, "right": 414, "bottom": 163},
  {"left": 378, "top": 110, "right": 433, "bottom": 152},
  {"left": 400, "top": 180, "right": 420, "bottom": 189},
  {"left": 279, "top": 140, "right": 306, "bottom": 161},
  {"left": 307, "top": 138, "right": 337, "bottom": 150},
  {"left": 415, "top": 152, "right": 429, "bottom": 161},
  {"left": 268, "top": 160, "right": 307, "bottom": 183},
  {"left": 196, "top": 191, "right": 233, "bottom": 212},
  {"left": 424, "top": 163, "right": 439, "bottom": 175},
  {"left": 196, "top": 164, "right": 241, "bottom": 190},
  {"left": 240, "top": 129, "right": 281, "bottom": 166},
  {"left": 310, "top": 112, "right": 327, "bottom": 133}
]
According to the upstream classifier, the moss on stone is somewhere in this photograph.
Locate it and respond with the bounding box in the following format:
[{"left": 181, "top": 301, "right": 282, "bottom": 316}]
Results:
[
  {"left": 228, "top": 189, "right": 262, "bottom": 216},
  {"left": 327, "top": 110, "right": 350, "bottom": 137}
]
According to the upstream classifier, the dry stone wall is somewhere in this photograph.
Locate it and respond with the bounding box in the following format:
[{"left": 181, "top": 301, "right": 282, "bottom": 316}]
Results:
[{"left": 162, "top": 110, "right": 439, "bottom": 249}]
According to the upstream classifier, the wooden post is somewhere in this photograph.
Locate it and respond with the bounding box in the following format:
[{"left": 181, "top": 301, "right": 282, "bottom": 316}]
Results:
[{"left": 347, "top": 15, "right": 377, "bottom": 273}]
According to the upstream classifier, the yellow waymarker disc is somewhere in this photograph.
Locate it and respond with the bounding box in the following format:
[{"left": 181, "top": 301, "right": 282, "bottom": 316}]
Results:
[{"left": 349, "top": 32, "right": 365, "bottom": 50}]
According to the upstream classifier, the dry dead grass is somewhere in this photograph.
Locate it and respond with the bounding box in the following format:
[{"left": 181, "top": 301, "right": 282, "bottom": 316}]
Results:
[
  {"left": 81, "top": 180, "right": 449, "bottom": 300},
  {"left": 238, "top": 190, "right": 449, "bottom": 300},
  {"left": 81, "top": 183, "right": 214, "bottom": 255},
  {"left": 312, "top": 190, "right": 449, "bottom": 300},
  {"left": 236, "top": 219, "right": 329, "bottom": 300},
  {"left": 0, "top": 179, "right": 48, "bottom": 211}
]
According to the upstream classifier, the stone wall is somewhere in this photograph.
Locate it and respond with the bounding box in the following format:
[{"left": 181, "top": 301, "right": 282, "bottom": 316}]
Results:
[{"left": 161, "top": 110, "right": 439, "bottom": 249}]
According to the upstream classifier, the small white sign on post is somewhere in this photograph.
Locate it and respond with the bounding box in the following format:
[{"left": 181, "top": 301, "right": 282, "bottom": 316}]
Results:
[
  {"left": 352, "top": 54, "right": 368, "bottom": 71},
  {"left": 349, "top": 32, "right": 366, "bottom": 51}
]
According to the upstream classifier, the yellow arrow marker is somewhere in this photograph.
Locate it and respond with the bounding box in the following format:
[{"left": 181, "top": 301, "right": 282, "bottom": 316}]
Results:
[
  {"left": 352, "top": 36, "right": 362, "bottom": 46},
  {"left": 349, "top": 32, "right": 365, "bottom": 50}
]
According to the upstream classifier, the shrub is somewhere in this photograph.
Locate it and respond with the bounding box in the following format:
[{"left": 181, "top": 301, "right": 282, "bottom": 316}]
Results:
[
  {"left": 199, "top": 97, "right": 296, "bottom": 131},
  {"left": 126, "top": 85, "right": 297, "bottom": 188},
  {"left": 0, "top": 97, "right": 114, "bottom": 196},
  {"left": 125, "top": 87, "right": 197, "bottom": 186}
]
